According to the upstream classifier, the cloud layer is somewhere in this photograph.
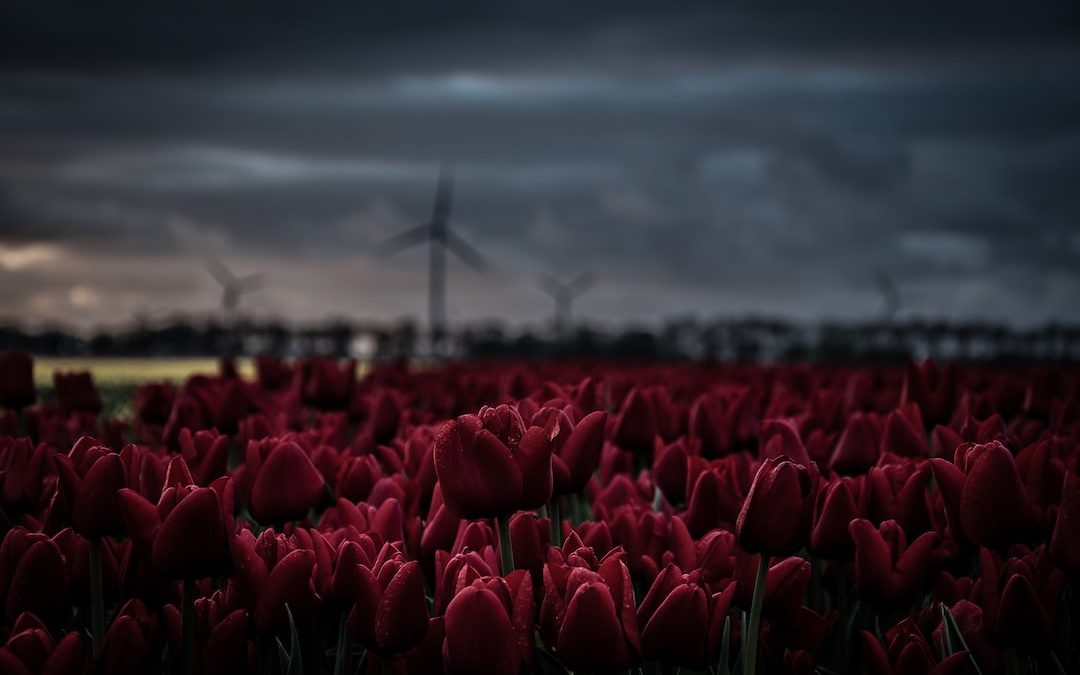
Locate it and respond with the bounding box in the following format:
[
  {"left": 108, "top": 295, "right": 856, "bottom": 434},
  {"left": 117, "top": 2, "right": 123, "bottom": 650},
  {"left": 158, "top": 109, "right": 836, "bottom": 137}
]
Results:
[{"left": 2, "top": 1, "right": 1078, "bottom": 329}]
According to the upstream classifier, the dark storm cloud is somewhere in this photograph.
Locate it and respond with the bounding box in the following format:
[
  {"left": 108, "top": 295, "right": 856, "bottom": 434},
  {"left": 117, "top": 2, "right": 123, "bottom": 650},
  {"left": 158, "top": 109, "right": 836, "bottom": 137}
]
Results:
[{"left": 1, "top": 1, "right": 1078, "bottom": 328}]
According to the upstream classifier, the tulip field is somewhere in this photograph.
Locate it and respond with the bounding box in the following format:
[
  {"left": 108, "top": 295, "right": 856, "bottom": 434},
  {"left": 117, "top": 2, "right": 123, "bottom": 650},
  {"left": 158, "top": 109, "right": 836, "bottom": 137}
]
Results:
[{"left": 0, "top": 350, "right": 1078, "bottom": 675}]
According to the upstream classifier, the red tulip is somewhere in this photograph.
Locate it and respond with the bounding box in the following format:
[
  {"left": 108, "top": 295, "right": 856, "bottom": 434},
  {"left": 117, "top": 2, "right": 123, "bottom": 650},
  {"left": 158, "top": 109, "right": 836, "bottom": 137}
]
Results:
[
  {"left": 0, "top": 436, "right": 57, "bottom": 513},
  {"left": 736, "top": 456, "right": 814, "bottom": 555},
  {"left": 861, "top": 621, "right": 970, "bottom": 675},
  {"left": 688, "top": 388, "right": 757, "bottom": 458},
  {"left": 932, "top": 441, "right": 1040, "bottom": 548},
  {"left": 611, "top": 387, "right": 660, "bottom": 454},
  {"left": 348, "top": 544, "right": 429, "bottom": 654},
  {"left": 295, "top": 357, "right": 355, "bottom": 410},
  {"left": 849, "top": 519, "right": 937, "bottom": 608},
  {"left": 900, "top": 359, "right": 957, "bottom": 426},
  {"left": 54, "top": 439, "right": 141, "bottom": 538},
  {"left": 544, "top": 409, "right": 607, "bottom": 496},
  {"left": 759, "top": 418, "right": 812, "bottom": 466},
  {"left": 879, "top": 404, "right": 928, "bottom": 458},
  {"left": 829, "top": 412, "right": 882, "bottom": 474},
  {"left": 254, "top": 548, "right": 322, "bottom": 637},
  {"left": 53, "top": 371, "right": 103, "bottom": 416},
  {"left": 542, "top": 554, "right": 640, "bottom": 672},
  {"left": 118, "top": 459, "right": 235, "bottom": 580},
  {"left": 810, "top": 477, "right": 860, "bottom": 560},
  {"left": 443, "top": 570, "right": 534, "bottom": 675},
  {"left": 245, "top": 437, "right": 327, "bottom": 525},
  {"left": 683, "top": 453, "right": 751, "bottom": 537},
  {"left": 652, "top": 436, "right": 694, "bottom": 504},
  {"left": 162, "top": 598, "right": 252, "bottom": 675},
  {"left": 0, "top": 349, "right": 35, "bottom": 411},
  {"left": 433, "top": 404, "right": 554, "bottom": 519},
  {"left": 335, "top": 454, "right": 382, "bottom": 502},
  {"left": 0, "top": 529, "right": 69, "bottom": 624},
  {"left": 636, "top": 564, "right": 733, "bottom": 668},
  {"left": 255, "top": 355, "right": 293, "bottom": 391}
]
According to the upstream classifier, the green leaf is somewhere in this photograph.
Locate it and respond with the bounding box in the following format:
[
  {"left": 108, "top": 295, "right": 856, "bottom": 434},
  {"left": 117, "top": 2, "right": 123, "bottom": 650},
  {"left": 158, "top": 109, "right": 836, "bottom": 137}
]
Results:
[
  {"left": 717, "top": 614, "right": 731, "bottom": 675},
  {"left": 333, "top": 613, "right": 347, "bottom": 675},
  {"left": 276, "top": 637, "right": 292, "bottom": 675},
  {"left": 940, "top": 604, "right": 956, "bottom": 656},
  {"left": 941, "top": 603, "right": 983, "bottom": 675},
  {"left": 276, "top": 604, "right": 304, "bottom": 675}
]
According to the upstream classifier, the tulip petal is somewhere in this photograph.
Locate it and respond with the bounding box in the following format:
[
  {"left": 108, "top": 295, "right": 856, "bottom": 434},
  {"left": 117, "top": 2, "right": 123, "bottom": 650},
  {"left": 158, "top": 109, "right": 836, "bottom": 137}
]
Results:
[{"left": 444, "top": 586, "right": 518, "bottom": 675}]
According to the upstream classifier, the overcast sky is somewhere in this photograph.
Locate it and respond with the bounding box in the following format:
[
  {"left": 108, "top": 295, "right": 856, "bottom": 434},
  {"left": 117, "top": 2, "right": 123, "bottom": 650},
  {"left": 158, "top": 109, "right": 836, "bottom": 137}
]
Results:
[{"left": 1, "top": 1, "right": 1078, "bottom": 331}]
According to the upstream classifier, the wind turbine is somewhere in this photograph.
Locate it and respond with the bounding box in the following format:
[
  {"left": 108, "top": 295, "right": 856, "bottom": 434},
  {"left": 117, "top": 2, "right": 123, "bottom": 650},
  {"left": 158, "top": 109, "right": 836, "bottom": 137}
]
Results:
[
  {"left": 536, "top": 272, "right": 595, "bottom": 334},
  {"left": 204, "top": 257, "right": 265, "bottom": 319},
  {"left": 371, "top": 163, "right": 487, "bottom": 347},
  {"left": 874, "top": 269, "right": 902, "bottom": 323}
]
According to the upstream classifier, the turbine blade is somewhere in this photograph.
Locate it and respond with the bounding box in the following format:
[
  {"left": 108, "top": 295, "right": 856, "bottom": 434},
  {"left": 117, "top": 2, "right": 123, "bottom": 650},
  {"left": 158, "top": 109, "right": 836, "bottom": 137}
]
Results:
[
  {"left": 237, "top": 272, "right": 267, "bottom": 292},
  {"left": 204, "top": 256, "right": 235, "bottom": 286},
  {"left": 431, "top": 163, "right": 455, "bottom": 226},
  {"left": 444, "top": 229, "right": 488, "bottom": 272},
  {"left": 565, "top": 272, "right": 596, "bottom": 295},
  {"left": 535, "top": 272, "right": 563, "bottom": 296},
  {"left": 369, "top": 224, "right": 430, "bottom": 258}
]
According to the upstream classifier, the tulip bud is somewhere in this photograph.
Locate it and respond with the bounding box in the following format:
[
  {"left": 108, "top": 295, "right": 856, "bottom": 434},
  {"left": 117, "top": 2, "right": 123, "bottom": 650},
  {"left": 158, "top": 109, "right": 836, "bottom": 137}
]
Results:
[
  {"left": 433, "top": 405, "right": 553, "bottom": 519},
  {"left": 0, "top": 349, "right": 35, "bottom": 411},
  {"left": 736, "top": 457, "right": 814, "bottom": 556}
]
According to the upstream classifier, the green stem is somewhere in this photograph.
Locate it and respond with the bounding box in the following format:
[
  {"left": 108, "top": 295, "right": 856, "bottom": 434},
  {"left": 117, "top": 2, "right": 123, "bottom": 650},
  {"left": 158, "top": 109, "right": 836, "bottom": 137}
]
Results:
[
  {"left": 549, "top": 499, "right": 562, "bottom": 548},
  {"left": 744, "top": 554, "right": 768, "bottom": 675},
  {"left": 89, "top": 537, "right": 105, "bottom": 655},
  {"left": 335, "top": 611, "right": 353, "bottom": 675},
  {"left": 183, "top": 578, "right": 196, "bottom": 675},
  {"left": 497, "top": 514, "right": 514, "bottom": 574},
  {"left": 381, "top": 654, "right": 394, "bottom": 675}
]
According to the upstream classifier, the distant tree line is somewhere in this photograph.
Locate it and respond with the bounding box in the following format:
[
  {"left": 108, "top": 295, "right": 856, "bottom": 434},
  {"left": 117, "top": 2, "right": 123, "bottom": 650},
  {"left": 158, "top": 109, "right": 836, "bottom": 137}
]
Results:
[{"left": 0, "top": 316, "right": 1077, "bottom": 363}]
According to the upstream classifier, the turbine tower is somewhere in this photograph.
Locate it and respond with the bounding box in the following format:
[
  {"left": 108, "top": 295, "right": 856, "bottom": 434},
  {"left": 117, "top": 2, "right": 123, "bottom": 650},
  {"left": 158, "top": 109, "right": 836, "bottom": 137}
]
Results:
[
  {"left": 205, "top": 257, "right": 265, "bottom": 319},
  {"left": 536, "top": 272, "right": 595, "bottom": 334},
  {"left": 874, "top": 269, "right": 902, "bottom": 323},
  {"left": 372, "top": 163, "right": 487, "bottom": 348}
]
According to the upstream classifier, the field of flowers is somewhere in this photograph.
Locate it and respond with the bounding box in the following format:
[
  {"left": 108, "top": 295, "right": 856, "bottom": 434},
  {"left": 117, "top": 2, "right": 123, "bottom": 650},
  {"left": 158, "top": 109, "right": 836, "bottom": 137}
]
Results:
[{"left": 0, "top": 350, "right": 1077, "bottom": 674}]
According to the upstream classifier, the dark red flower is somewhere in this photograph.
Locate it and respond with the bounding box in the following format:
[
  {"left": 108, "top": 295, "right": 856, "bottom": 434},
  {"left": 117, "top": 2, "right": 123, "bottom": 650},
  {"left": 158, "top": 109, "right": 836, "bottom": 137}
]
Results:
[
  {"left": 543, "top": 408, "right": 606, "bottom": 496},
  {"left": 849, "top": 519, "right": 938, "bottom": 608},
  {"left": 543, "top": 555, "right": 640, "bottom": 673},
  {"left": 348, "top": 544, "right": 429, "bottom": 654},
  {"left": 611, "top": 387, "right": 660, "bottom": 454},
  {"left": 54, "top": 439, "right": 143, "bottom": 538},
  {"left": 688, "top": 388, "right": 756, "bottom": 458},
  {"left": 0, "top": 349, "right": 35, "bottom": 411},
  {"left": 443, "top": 570, "right": 534, "bottom": 675},
  {"left": 652, "top": 436, "right": 694, "bottom": 504},
  {"left": 931, "top": 441, "right": 1040, "bottom": 547},
  {"left": 433, "top": 404, "right": 554, "bottom": 519},
  {"left": 810, "top": 477, "right": 860, "bottom": 560},
  {"left": 759, "top": 418, "right": 811, "bottom": 466},
  {"left": 254, "top": 355, "right": 293, "bottom": 391},
  {"left": 0, "top": 529, "right": 69, "bottom": 624},
  {"left": 118, "top": 458, "right": 235, "bottom": 579},
  {"left": 52, "top": 371, "right": 103, "bottom": 416},
  {"left": 295, "top": 357, "right": 355, "bottom": 410},
  {"left": 829, "top": 412, "right": 882, "bottom": 474},
  {"left": 254, "top": 548, "right": 322, "bottom": 637},
  {"left": 245, "top": 437, "right": 327, "bottom": 525},
  {"left": 636, "top": 564, "right": 732, "bottom": 668},
  {"left": 736, "top": 456, "right": 814, "bottom": 555}
]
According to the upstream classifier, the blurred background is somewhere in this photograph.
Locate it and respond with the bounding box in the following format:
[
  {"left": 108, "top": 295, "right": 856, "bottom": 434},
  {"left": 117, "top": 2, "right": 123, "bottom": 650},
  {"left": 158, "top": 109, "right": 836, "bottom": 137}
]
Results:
[{"left": 1, "top": 1, "right": 1079, "bottom": 361}]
